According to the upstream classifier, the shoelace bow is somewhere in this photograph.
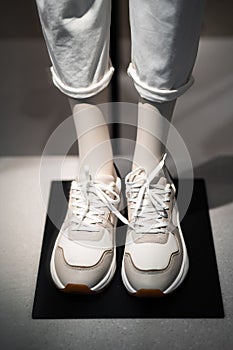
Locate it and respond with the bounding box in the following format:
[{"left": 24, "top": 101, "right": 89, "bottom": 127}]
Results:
[
  {"left": 70, "top": 166, "right": 128, "bottom": 232},
  {"left": 126, "top": 154, "right": 172, "bottom": 234}
]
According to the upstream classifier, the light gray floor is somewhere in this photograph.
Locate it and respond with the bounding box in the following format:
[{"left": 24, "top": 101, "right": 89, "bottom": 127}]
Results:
[{"left": 0, "top": 35, "right": 233, "bottom": 350}]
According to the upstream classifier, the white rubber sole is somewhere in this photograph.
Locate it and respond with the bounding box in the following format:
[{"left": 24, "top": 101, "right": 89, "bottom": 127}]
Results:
[{"left": 121, "top": 211, "right": 189, "bottom": 295}]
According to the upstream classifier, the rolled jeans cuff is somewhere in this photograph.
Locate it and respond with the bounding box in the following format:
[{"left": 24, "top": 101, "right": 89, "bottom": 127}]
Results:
[
  {"left": 127, "top": 62, "right": 194, "bottom": 103},
  {"left": 50, "top": 65, "right": 115, "bottom": 99}
]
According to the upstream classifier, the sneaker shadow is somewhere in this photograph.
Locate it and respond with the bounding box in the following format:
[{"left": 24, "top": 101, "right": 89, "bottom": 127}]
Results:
[{"left": 194, "top": 155, "right": 233, "bottom": 209}]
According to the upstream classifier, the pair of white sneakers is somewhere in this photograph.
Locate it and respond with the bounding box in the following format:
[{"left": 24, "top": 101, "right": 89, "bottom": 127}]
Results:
[{"left": 50, "top": 154, "right": 189, "bottom": 297}]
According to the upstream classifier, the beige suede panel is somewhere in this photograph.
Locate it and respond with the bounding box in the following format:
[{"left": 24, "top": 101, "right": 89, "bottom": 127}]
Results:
[
  {"left": 124, "top": 242, "right": 183, "bottom": 291},
  {"left": 54, "top": 247, "right": 114, "bottom": 288}
]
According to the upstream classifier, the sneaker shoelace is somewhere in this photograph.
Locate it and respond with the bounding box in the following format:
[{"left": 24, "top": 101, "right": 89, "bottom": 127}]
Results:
[
  {"left": 126, "top": 154, "right": 172, "bottom": 234},
  {"left": 69, "top": 166, "right": 128, "bottom": 232}
]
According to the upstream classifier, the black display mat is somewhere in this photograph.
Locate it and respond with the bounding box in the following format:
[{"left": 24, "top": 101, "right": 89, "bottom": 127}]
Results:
[{"left": 32, "top": 179, "right": 224, "bottom": 319}]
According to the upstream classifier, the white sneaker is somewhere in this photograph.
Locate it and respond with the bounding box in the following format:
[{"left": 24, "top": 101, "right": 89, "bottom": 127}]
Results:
[
  {"left": 121, "top": 154, "right": 189, "bottom": 297},
  {"left": 50, "top": 167, "right": 127, "bottom": 294}
]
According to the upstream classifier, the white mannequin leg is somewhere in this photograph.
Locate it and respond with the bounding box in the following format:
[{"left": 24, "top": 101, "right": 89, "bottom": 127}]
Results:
[
  {"left": 69, "top": 92, "right": 116, "bottom": 183},
  {"left": 133, "top": 98, "right": 177, "bottom": 174}
]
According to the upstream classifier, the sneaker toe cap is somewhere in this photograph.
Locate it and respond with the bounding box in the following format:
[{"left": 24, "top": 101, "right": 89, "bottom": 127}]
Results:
[
  {"left": 124, "top": 249, "right": 183, "bottom": 292},
  {"left": 52, "top": 246, "right": 114, "bottom": 289}
]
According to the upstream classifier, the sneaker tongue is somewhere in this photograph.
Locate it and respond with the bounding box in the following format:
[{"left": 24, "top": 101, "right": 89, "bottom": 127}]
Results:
[
  {"left": 130, "top": 168, "right": 168, "bottom": 186},
  {"left": 155, "top": 176, "right": 168, "bottom": 187},
  {"left": 130, "top": 168, "right": 146, "bottom": 184},
  {"left": 95, "top": 174, "right": 119, "bottom": 199},
  {"left": 150, "top": 165, "right": 168, "bottom": 186},
  {"left": 95, "top": 174, "right": 116, "bottom": 186}
]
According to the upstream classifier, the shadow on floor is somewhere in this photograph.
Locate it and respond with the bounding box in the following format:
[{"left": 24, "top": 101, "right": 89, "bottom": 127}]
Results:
[{"left": 194, "top": 155, "right": 233, "bottom": 209}]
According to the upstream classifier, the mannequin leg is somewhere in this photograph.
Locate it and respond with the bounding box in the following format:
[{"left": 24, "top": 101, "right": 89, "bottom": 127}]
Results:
[
  {"left": 69, "top": 91, "right": 116, "bottom": 183},
  {"left": 128, "top": 0, "right": 206, "bottom": 173},
  {"left": 35, "top": 1, "right": 115, "bottom": 182},
  {"left": 133, "top": 98, "right": 176, "bottom": 174}
]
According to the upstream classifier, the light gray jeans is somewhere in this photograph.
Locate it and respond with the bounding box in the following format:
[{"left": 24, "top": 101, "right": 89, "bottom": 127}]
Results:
[{"left": 35, "top": 0, "right": 206, "bottom": 102}]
